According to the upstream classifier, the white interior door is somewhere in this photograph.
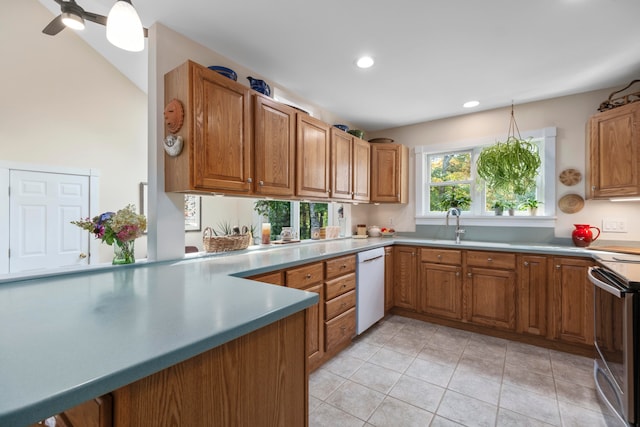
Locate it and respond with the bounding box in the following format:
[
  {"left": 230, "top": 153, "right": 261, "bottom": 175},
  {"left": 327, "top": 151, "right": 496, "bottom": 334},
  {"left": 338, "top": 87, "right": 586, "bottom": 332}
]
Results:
[{"left": 9, "top": 170, "right": 90, "bottom": 273}]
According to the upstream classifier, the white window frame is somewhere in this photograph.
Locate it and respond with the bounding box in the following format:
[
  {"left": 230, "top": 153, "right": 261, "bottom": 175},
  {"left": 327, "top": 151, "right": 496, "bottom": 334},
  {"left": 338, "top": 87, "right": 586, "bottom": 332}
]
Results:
[{"left": 415, "top": 127, "right": 556, "bottom": 228}]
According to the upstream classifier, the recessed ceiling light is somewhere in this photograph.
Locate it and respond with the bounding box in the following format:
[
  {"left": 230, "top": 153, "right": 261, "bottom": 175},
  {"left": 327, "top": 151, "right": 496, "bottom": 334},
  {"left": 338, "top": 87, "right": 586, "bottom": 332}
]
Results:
[
  {"left": 463, "top": 100, "right": 480, "bottom": 108},
  {"left": 356, "top": 56, "right": 374, "bottom": 69}
]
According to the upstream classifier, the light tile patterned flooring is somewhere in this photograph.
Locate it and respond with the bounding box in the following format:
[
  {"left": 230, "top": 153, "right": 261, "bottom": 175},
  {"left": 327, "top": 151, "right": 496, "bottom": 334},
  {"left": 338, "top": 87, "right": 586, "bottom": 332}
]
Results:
[{"left": 309, "top": 315, "right": 621, "bottom": 427}]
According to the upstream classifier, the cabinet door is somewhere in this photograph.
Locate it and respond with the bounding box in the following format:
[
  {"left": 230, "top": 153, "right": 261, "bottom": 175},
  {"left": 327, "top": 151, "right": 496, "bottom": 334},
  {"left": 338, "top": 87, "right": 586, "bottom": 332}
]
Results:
[
  {"left": 192, "top": 65, "right": 252, "bottom": 193},
  {"left": 371, "top": 143, "right": 408, "bottom": 203},
  {"left": 420, "top": 263, "right": 463, "bottom": 320},
  {"left": 393, "top": 246, "right": 417, "bottom": 310},
  {"left": 384, "top": 247, "right": 394, "bottom": 312},
  {"left": 552, "top": 257, "right": 595, "bottom": 345},
  {"left": 55, "top": 395, "right": 113, "bottom": 427},
  {"left": 352, "top": 138, "right": 371, "bottom": 201},
  {"left": 254, "top": 95, "right": 296, "bottom": 197},
  {"left": 517, "top": 255, "right": 548, "bottom": 336},
  {"left": 296, "top": 114, "right": 330, "bottom": 198},
  {"left": 588, "top": 102, "right": 640, "bottom": 198},
  {"left": 305, "top": 282, "right": 324, "bottom": 371},
  {"left": 465, "top": 266, "right": 516, "bottom": 330},
  {"left": 330, "top": 128, "right": 353, "bottom": 200}
]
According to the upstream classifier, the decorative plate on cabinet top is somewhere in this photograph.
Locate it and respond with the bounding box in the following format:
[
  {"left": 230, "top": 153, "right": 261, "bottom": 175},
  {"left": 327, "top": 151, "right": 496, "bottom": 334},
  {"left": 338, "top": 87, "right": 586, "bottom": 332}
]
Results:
[
  {"left": 368, "top": 138, "right": 394, "bottom": 143},
  {"left": 207, "top": 66, "right": 237, "bottom": 81},
  {"left": 559, "top": 168, "right": 582, "bottom": 186}
]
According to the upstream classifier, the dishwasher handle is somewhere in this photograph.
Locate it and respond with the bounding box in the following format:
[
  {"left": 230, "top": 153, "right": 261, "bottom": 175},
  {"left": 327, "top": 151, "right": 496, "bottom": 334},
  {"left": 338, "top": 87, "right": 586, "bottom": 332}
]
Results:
[{"left": 361, "top": 255, "right": 384, "bottom": 263}]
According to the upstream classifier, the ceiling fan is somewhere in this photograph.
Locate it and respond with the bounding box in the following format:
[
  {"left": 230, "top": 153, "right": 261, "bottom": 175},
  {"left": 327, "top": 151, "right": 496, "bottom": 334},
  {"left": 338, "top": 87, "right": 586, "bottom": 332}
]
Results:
[
  {"left": 42, "top": 0, "right": 148, "bottom": 51},
  {"left": 42, "top": 0, "right": 107, "bottom": 35}
]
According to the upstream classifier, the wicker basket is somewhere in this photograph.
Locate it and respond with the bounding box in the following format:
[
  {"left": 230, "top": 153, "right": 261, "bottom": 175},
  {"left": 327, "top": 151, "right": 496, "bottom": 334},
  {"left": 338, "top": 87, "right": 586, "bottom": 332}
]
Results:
[{"left": 202, "top": 227, "right": 252, "bottom": 253}]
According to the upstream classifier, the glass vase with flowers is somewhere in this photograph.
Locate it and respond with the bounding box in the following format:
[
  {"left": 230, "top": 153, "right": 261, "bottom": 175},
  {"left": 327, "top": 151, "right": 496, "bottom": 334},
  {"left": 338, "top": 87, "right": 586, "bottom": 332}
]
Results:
[{"left": 72, "top": 204, "right": 147, "bottom": 265}]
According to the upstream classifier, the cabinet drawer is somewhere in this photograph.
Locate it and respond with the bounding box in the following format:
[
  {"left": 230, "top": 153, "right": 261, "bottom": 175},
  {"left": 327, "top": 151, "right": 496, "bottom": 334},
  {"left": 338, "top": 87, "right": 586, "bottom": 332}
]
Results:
[
  {"left": 421, "top": 248, "right": 461, "bottom": 265},
  {"left": 325, "top": 255, "right": 356, "bottom": 279},
  {"left": 325, "top": 273, "right": 356, "bottom": 300},
  {"left": 286, "top": 263, "right": 324, "bottom": 289},
  {"left": 325, "top": 289, "right": 356, "bottom": 321},
  {"left": 466, "top": 251, "right": 516, "bottom": 270},
  {"left": 325, "top": 307, "right": 356, "bottom": 353},
  {"left": 249, "top": 271, "right": 283, "bottom": 286}
]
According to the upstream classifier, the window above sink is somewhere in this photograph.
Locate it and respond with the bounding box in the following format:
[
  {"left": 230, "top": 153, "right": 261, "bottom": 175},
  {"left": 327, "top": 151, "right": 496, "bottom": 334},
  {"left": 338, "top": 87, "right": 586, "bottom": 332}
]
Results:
[{"left": 415, "top": 126, "right": 556, "bottom": 227}]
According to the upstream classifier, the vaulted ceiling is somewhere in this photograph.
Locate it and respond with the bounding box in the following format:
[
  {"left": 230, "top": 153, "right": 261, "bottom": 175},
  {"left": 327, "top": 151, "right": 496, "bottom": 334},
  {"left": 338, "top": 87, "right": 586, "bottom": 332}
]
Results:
[{"left": 38, "top": 0, "right": 640, "bottom": 131}]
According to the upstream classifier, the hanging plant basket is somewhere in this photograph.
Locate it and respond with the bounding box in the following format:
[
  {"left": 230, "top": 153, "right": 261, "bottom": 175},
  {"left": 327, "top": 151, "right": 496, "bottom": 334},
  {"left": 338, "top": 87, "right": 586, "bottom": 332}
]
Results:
[{"left": 476, "top": 105, "right": 541, "bottom": 196}]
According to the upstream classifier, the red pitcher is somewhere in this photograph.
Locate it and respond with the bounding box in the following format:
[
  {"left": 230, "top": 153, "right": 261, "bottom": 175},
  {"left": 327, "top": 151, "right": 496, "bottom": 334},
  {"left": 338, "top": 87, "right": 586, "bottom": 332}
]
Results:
[{"left": 572, "top": 224, "right": 601, "bottom": 247}]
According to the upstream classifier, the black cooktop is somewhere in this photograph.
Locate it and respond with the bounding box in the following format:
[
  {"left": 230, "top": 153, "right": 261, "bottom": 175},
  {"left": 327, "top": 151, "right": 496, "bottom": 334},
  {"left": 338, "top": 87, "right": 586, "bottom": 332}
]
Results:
[{"left": 596, "top": 254, "right": 640, "bottom": 286}]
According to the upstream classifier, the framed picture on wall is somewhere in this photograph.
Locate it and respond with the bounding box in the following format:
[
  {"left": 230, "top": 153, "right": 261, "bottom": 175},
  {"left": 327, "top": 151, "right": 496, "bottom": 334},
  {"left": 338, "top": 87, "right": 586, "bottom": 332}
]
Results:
[
  {"left": 184, "top": 195, "right": 201, "bottom": 231},
  {"left": 140, "top": 183, "right": 201, "bottom": 232}
]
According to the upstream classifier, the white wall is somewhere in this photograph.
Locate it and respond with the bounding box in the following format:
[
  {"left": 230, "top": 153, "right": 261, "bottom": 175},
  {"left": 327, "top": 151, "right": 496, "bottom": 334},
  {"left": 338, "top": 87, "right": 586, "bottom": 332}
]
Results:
[
  {"left": 360, "top": 89, "right": 640, "bottom": 243},
  {"left": 2, "top": 0, "right": 148, "bottom": 263}
]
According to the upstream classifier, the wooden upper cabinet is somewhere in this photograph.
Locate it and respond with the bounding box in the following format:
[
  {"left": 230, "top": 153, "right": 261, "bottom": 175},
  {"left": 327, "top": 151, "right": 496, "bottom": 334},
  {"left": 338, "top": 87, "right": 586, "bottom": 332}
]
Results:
[
  {"left": 371, "top": 143, "right": 409, "bottom": 203},
  {"left": 330, "top": 128, "right": 353, "bottom": 200},
  {"left": 588, "top": 102, "right": 640, "bottom": 199},
  {"left": 296, "top": 114, "right": 331, "bottom": 198},
  {"left": 330, "top": 129, "right": 371, "bottom": 202},
  {"left": 164, "top": 60, "right": 252, "bottom": 194},
  {"left": 353, "top": 137, "right": 371, "bottom": 201},
  {"left": 253, "top": 95, "right": 296, "bottom": 197}
]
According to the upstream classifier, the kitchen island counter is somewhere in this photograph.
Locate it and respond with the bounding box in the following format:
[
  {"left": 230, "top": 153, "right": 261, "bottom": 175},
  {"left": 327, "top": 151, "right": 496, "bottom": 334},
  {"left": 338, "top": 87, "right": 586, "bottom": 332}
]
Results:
[{"left": 0, "top": 236, "right": 611, "bottom": 426}]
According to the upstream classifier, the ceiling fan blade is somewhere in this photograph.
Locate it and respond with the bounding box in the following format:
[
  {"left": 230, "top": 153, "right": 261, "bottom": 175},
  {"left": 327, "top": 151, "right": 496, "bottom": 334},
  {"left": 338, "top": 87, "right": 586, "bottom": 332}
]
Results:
[
  {"left": 83, "top": 11, "right": 107, "bottom": 27},
  {"left": 42, "top": 14, "right": 65, "bottom": 35}
]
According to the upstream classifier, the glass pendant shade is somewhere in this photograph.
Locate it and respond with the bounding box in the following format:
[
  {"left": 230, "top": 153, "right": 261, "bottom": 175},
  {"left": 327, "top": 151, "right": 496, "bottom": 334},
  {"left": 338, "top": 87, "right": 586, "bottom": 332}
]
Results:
[
  {"left": 106, "top": 0, "right": 144, "bottom": 52},
  {"left": 61, "top": 12, "right": 85, "bottom": 30}
]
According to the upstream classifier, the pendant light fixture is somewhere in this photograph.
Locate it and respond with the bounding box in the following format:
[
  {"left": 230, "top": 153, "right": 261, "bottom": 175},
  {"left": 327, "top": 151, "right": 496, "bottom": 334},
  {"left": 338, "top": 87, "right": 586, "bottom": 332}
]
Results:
[{"left": 106, "top": 0, "right": 145, "bottom": 52}]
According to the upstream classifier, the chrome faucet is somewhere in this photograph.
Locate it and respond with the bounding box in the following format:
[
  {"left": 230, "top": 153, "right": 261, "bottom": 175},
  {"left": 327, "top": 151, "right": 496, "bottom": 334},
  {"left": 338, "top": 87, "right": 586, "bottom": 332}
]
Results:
[{"left": 446, "top": 208, "right": 465, "bottom": 244}]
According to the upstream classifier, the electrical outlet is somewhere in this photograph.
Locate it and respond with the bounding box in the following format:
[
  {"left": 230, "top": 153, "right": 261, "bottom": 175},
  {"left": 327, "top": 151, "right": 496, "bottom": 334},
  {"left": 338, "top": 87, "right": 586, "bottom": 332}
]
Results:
[{"left": 602, "top": 218, "right": 628, "bottom": 233}]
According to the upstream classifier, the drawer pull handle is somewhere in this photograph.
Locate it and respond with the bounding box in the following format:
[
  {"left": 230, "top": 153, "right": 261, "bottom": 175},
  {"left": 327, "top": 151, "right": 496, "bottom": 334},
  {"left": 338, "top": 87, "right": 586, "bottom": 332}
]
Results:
[
  {"left": 340, "top": 264, "right": 346, "bottom": 269},
  {"left": 467, "top": 272, "right": 472, "bottom": 277},
  {"left": 306, "top": 274, "right": 312, "bottom": 279},
  {"left": 437, "top": 254, "right": 442, "bottom": 259},
  {"left": 342, "top": 284, "right": 347, "bottom": 288},
  {"left": 487, "top": 257, "right": 493, "bottom": 262}
]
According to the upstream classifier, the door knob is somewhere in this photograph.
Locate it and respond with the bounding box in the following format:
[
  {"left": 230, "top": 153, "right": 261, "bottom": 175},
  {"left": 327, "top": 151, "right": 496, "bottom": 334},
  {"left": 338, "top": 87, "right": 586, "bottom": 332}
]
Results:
[{"left": 79, "top": 253, "right": 87, "bottom": 259}]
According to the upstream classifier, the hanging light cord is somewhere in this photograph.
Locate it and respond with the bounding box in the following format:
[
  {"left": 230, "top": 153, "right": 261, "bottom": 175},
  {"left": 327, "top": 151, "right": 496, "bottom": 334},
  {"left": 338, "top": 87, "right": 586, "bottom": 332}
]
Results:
[{"left": 507, "top": 103, "right": 523, "bottom": 141}]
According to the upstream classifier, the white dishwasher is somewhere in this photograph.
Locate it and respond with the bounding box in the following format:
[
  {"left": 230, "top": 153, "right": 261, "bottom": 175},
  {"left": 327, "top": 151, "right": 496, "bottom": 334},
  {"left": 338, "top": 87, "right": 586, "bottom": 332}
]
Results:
[{"left": 356, "top": 247, "right": 385, "bottom": 334}]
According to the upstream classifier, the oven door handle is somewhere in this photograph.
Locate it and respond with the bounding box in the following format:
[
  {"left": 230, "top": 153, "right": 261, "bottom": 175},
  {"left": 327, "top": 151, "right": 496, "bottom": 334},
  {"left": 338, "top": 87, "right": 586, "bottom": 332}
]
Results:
[{"left": 588, "top": 267, "right": 623, "bottom": 298}]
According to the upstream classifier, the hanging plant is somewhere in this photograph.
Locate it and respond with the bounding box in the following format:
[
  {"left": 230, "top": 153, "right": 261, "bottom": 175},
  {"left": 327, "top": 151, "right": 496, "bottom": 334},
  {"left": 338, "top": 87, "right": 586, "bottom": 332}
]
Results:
[{"left": 476, "top": 105, "right": 541, "bottom": 195}]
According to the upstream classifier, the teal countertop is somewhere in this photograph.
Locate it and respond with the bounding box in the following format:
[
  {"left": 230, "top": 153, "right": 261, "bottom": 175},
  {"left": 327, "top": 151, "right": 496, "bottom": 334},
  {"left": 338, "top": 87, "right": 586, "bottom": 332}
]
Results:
[{"left": 0, "top": 237, "right": 604, "bottom": 426}]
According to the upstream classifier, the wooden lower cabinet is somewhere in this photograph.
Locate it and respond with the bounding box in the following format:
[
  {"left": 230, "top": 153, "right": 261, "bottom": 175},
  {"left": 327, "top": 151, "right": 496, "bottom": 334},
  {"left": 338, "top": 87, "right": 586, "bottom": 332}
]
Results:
[
  {"left": 384, "top": 247, "right": 394, "bottom": 312},
  {"left": 112, "top": 311, "right": 307, "bottom": 427},
  {"left": 32, "top": 396, "right": 112, "bottom": 427},
  {"left": 464, "top": 266, "right": 517, "bottom": 330},
  {"left": 420, "top": 263, "right": 463, "bottom": 320},
  {"left": 464, "top": 251, "right": 517, "bottom": 331},
  {"left": 393, "top": 246, "right": 418, "bottom": 310},
  {"left": 552, "top": 257, "right": 595, "bottom": 346},
  {"left": 323, "top": 255, "right": 357, "bottom": 358},
  {"left": 285, "top": 262, "right": 325, "bottom": 371},
  {"left": 518, "top": 254, "right": 549, "bottom": 337}
]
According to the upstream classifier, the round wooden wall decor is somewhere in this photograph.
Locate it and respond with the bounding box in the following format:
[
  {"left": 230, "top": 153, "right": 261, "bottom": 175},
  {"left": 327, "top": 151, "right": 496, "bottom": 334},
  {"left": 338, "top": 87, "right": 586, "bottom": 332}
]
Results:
[
  {"left": 559, "top": 168, "right": 582, "bottom": 186},
  {"left": 558, "top": 193, "right": 585, "bottom": 214},
  {"left": 164, "top": 99, "right": 184, "bottom": 134}
]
